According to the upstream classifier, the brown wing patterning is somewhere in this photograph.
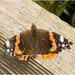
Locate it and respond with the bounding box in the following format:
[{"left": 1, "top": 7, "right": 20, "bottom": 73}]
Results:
[{"left": 4, "top": 24, "right": 73, "bottom": 61}]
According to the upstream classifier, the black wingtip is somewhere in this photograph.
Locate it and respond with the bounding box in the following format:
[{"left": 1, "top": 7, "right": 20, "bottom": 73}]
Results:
[{"left": 69, "top": 41, "right": 73, "bottom": 45}]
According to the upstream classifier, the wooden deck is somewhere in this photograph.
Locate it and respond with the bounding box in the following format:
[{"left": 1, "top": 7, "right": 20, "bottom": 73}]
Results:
[{"left": 0, "top": 0, "right": 75, "bottom": 74}]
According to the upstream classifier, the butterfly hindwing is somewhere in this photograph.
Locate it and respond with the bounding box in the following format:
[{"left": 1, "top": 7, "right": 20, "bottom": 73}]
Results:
[
  {"left": 35, "top": 29, "right": 52, "bottom": 54},
  {"left": 38, "top": 30, "right": 73, "bottom": 60}
]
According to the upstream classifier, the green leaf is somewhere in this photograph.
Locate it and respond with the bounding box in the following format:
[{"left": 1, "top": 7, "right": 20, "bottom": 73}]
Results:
[
  {"left": 35, "top": 1, "right": 47, "bottom": 9},
  {"left": 50, "top": 1, "right": 59, "bottom": 13},
  {"left": 45, "top": 1, "right": 52, "bottom": 11},
  {"left": 56, "top": 0, "right": 69, "bottom": 17},
  {"left": 71, "top": 13, "right": 75, "bottom": 28}
]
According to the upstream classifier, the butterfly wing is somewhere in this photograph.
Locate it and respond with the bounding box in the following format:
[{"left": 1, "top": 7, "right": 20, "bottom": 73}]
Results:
[
  {"left": 52, "top": 32, "right": 73, "bottom": 54},
  {"left": 37, "top": 29, "right": 73, "bottom": 60},
  {"left": 4, "top": 30, "right": 33, "bottom": 60},
  {"left": 4, "top": 27, "right": 73, "bottom": 61},
  {"left": 37, "top": 29, "right": 53, "bottom": 54}
]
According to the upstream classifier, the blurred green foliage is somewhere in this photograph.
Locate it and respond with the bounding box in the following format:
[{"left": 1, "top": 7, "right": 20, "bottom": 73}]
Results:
[{"left": 34, "top": 0, "right": 75, "bottom": 28}]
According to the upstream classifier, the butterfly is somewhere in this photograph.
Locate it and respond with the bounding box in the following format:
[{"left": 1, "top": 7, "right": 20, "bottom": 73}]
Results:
[{"left": 4, "top": 23, "right": 73, "bottom": 61}]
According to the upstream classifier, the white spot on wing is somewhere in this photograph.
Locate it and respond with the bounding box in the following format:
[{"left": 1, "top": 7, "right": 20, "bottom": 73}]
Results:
[
  {"left": 62, "top": 44, "right": 65, "bottom": 47},
  {"left": 6, "top": 41, "right": 10, "bottom": 47},
  {"left": 58, "top": 44, "right": 60, "bottom": 46},
  {"left": 7, "top": 49, "right": 10, "bottom": 53},
  {"left": 10, "top": 52, "right": 12, "bottom": 56},
  {"left": 11, "top": 49, "right": 13, "bottom": 51},
  {"left": 66, "top": 44, "right": 68, "bottom": 46},
  {"left": 68, "top": 40, "right": 70, "bottom": 42},
  {"left": 60, "top": 36, "right": 64, "bottom": 42},
  {"left": 68, "top": 40, "right": 71, "bottom": 44}
]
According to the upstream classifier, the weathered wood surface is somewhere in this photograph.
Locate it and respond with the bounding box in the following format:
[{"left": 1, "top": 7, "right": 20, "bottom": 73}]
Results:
[{"left": 0, "top": 0, "right": 75, "bottom": 74}]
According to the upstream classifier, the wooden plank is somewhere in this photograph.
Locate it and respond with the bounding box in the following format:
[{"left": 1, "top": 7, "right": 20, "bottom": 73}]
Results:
[{"left": 0, "top": 0, "right": 75, "bottom": 74}]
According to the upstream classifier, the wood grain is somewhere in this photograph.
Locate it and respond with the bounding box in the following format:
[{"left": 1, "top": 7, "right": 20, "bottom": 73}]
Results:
[{"left": 0, "top": 0, "right": 75, "bottom": 74}]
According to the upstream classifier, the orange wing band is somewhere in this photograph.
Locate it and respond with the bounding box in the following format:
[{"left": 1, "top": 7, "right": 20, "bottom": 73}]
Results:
[
  {"left": 18, "top": 55, "right": 32, "bottom": 61},
  {"left": 49, "top": 32, "right": 57, "bottom": 52},
  {"left": 42, "top": 53, "right": 57, "bottom": 60},
  {"left": 42, "top": 32, "right": 57, "bottom": 60},
  {"left": 19, "top": 55, "right": 29, "bottom": 61},
  {"left": 15, "top": 34, "right": 22, "bottom": 55}
]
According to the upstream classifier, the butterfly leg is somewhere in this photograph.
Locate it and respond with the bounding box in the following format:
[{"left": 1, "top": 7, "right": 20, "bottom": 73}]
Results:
[{"left": 42, "top": 53, "right": 57, "bottom": 60}]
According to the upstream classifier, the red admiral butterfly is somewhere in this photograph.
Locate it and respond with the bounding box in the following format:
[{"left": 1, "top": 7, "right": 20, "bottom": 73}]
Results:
[{"left": 4, "top": 23, "right": 73, "bottom": 61}]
